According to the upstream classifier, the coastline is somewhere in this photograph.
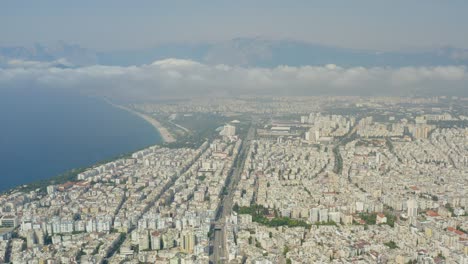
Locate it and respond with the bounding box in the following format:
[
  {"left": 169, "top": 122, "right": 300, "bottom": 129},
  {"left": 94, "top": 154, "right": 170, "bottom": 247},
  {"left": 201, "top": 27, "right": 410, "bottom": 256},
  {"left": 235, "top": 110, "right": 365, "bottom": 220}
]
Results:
[
  {"left": 0, "top": 93, "right": 163, "bottom": 194},
  {"left": 105, "top": 99, "right": 176, "bottom": 143}
]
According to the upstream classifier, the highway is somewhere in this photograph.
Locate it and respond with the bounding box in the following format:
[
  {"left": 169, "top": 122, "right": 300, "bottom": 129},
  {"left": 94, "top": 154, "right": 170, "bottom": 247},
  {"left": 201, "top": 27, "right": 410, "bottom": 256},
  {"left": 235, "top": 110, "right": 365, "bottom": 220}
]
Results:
[
  {"left": 210, "top": 122, "right": 256, "bottom": 264},
  {"left": 212, "top": 223, "right": 225, "bottom": 263}
]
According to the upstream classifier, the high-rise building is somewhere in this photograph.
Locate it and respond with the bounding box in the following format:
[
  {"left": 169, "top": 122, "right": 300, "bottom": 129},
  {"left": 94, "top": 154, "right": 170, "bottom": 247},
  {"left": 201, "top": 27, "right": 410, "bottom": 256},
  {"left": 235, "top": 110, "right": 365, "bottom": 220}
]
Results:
[
  {"left": 407, "top": 199, "right": 418, "bottom": 218},
  {"left": 139, "top": 230, "right": 150, "bottom": 251},
  {"left": 150, "top": 231, "right": 161, "bottom": 250},
  {"left": 181, "top": 230, "right": 195, "bottom": 253},
  {"left": 319, "top": 208, "right": 329, "bottom": 223},
  {"left": 309, "top": 208, "right": 319, "bottom": 223},
  {"left": 220, "top": 124, "right": 236, "bottom": 137},
  {"left": 314, "top": 130, "right": 320, "bottom": 142}
]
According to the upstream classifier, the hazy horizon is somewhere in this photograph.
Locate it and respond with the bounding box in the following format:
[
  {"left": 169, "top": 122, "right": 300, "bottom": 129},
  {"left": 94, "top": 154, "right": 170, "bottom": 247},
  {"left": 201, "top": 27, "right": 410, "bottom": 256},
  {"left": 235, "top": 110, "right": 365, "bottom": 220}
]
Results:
[
  {"left": 2, "top": 1, "right": 468, "bottom": 51},
  {"left": 2, "top": 1, "right": 468, "bottom": 98}
]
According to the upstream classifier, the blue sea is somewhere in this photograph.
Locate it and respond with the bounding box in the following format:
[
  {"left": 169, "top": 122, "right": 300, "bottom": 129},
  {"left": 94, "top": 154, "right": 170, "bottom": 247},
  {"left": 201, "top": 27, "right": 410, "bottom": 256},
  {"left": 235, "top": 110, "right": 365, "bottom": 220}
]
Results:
[{"left": 0, "top": 88, "right": 161, "bottom": 192}]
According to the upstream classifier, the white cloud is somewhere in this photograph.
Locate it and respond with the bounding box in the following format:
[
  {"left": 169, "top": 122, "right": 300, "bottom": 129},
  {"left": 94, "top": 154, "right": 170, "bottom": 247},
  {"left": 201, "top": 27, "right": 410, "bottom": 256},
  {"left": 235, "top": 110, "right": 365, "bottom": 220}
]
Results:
[
  {"left": 151, "top": 58, "right": 202, "bottom": 68},
  {"left": 0, "top": 59, "right": 467, "bottom": 99}
]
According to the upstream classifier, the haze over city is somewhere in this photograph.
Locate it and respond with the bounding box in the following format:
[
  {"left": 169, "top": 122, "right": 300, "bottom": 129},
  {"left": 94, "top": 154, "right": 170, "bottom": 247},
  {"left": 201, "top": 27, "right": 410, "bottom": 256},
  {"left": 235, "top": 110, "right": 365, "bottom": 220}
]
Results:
[{"left": 0, "top": 1, "right": 467, "bottom": 264}]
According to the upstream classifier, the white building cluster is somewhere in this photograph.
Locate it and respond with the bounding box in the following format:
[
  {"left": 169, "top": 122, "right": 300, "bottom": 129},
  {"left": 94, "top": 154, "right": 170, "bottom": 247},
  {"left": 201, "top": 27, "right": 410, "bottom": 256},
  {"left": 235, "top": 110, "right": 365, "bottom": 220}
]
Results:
[{"left": 0, "top": 96, "right": 466, "bottom": 263}]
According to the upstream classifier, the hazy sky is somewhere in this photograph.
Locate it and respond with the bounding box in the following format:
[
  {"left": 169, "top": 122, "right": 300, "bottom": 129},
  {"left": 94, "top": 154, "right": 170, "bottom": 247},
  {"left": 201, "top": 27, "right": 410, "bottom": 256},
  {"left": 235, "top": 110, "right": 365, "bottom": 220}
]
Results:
[{"left": 2, "top": 0, "right": 468, "bottom": 51}]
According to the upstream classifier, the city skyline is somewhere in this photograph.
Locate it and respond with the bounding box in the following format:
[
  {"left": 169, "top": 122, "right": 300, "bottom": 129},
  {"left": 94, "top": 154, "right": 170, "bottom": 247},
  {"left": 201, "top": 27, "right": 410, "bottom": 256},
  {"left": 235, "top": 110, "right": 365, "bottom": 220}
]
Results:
[{"left": 1, "top": 96, "right": 466, "bottom": 263}]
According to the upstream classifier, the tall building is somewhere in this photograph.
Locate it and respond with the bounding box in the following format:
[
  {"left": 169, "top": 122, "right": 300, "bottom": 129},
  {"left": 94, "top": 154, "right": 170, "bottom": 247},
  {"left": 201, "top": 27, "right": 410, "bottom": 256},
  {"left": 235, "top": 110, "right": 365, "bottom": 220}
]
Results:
[
  {"left": 413, "top": 125, "right": 431, "bottom": 139},
  {"left": 181, "top": 230, "right": 195, "bottom": 253},
  {"left": 220, "top": 124, "right": 236, "bottom": 137},
  {"left": 319, "top": 208, "right": 329, "bottom": 223},
  {"left": 139, "top": 230, "right": 150, "bottom": 251},
  {"left": 407, "top": 199, "right": 418, "bottom": 218},
  {"left": 151, "top": 231, "right": 161, "bottom": 250},
  {"left": 314, "top": 130, "right": 320, "bottom": 141},
  {"left": 310, "top": 208, "right": 319, "bottom": 223}
]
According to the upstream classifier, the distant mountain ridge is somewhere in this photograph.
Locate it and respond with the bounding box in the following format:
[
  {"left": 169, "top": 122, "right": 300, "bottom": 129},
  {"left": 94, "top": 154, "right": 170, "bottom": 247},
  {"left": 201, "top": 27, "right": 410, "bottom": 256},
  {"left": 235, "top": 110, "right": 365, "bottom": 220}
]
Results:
[
  {"left": 99, "top": 38, "right": 468, "bottom": 67},
  {"left": 1, "top": 38, "right": 468, "bottom": 68},
  {"left": 0, "top": 41, "right": 98, "bottom": 66}
]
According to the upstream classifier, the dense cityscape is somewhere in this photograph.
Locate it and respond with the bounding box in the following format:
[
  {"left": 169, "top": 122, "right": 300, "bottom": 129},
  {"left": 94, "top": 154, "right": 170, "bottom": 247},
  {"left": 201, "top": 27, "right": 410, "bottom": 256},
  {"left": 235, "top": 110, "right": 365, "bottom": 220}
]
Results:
[{"left": 0, "top": 96, "right": 466, "bottom": 264}]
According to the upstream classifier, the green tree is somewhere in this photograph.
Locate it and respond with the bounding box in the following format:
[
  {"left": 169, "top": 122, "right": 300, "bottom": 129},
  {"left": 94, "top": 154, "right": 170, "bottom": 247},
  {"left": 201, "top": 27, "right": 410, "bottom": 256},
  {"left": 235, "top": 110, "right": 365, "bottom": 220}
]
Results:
[{"left": 233, "top": 203, "right": 239, "bottom": 213}]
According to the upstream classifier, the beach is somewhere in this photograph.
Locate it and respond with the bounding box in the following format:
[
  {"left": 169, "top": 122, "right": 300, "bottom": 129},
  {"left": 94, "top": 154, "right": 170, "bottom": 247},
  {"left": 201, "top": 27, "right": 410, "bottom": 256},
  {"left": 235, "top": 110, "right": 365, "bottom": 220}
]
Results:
[
  {"left": 106, "top": 100, "right": 176, "bottom": 143},
  {"left": 129, "top": 109, "right": 176, "bottom": 143}
]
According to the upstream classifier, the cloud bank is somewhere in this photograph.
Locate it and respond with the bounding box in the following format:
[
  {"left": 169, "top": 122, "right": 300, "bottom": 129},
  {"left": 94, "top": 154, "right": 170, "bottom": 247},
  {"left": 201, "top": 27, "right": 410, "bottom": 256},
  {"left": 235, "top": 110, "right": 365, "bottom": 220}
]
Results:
[{"left": 0, "top": 58, "right": 467, "bottom": 100}]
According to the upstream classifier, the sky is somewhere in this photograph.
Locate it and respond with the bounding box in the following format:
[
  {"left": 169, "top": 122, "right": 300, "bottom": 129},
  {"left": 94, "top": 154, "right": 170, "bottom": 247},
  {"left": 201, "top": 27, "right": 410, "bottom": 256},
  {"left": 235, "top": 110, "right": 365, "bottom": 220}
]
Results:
[
  {"left": 1, "top": 0, "right": 468, "bottom": 51},
  {"left": 1, "top": 1, "right": 467, "bottom": 98}
]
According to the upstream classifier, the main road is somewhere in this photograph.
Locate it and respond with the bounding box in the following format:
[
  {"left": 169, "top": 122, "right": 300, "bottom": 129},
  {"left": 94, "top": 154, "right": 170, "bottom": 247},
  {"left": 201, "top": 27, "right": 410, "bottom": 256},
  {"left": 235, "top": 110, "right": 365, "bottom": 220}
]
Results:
[{"left": 210, "top": 121, "right": 256, "bottom": 264}]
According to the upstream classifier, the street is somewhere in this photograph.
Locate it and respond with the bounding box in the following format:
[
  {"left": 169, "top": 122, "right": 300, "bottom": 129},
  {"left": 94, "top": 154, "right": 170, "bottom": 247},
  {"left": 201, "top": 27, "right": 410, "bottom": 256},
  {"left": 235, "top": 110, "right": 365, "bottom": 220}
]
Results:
[{"left": 210, "top": 122, "right": 256, "bottom": 264}]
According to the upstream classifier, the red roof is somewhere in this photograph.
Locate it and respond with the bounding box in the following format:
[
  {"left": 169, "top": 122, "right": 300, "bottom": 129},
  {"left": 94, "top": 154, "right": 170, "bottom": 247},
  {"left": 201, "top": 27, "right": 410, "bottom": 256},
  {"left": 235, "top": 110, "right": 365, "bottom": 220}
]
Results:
[
  {"left": 426, "top": 210, "right": 440, "bottom": 217},
  {"left": 448, "top": 227, "right": 466, "bottom": 236},
  {"left": 57, "top": 181, "right": 75, "bottom": 191},
  {"left": 75, "top": 181, "right": 90, "bottom": 187}
]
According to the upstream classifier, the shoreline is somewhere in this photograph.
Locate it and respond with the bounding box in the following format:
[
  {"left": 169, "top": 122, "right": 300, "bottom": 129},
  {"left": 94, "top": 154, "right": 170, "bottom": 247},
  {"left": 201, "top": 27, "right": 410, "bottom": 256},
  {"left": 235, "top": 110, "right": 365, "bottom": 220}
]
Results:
[
  {"left": 105, "top": 99, "right": 176, "bottom": 143},
  {"left": 1, "top": 97, "right": 167, "bottom": 194}
]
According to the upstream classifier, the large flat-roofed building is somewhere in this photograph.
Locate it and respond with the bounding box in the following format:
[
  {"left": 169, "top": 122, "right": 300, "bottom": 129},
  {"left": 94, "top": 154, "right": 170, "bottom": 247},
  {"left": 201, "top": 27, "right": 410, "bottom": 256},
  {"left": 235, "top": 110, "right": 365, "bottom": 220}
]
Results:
[{"left": 1, "top": 215, "right": 18, "bottom": 228}]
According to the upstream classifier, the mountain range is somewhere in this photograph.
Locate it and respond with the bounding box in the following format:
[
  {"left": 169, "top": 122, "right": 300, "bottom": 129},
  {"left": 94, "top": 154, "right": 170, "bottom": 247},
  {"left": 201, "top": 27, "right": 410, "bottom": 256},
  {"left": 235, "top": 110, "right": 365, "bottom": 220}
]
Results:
[
  {"left": 0, "top": 41, "right": 98, "bottom": 67},
  {"left": 1, "top": 38, "right": 468, "bottom": 68}
]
